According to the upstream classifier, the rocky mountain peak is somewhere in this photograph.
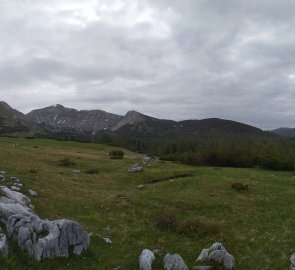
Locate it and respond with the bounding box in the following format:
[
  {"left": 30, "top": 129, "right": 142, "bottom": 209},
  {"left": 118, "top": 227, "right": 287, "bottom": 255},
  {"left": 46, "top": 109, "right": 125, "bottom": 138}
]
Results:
[{"left": 111, "top": 110, "right": 147, "bottom": 131}]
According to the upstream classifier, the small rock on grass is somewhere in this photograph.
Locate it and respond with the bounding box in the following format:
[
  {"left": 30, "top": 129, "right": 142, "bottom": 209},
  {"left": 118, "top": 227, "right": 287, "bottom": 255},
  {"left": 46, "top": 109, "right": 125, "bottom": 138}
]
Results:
[
  {"left": 28, "top": 189, "right": 38, "bottom": 197},
  {"left": 102, "top": 237, "right": 112, "bottom": 244}
]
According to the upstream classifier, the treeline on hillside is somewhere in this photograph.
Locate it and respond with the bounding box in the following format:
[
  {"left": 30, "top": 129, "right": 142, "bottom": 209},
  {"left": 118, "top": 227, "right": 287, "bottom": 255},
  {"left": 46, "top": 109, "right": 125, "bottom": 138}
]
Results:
[{"left": 94, "top": 133, "right": 295, "bottom": 171}]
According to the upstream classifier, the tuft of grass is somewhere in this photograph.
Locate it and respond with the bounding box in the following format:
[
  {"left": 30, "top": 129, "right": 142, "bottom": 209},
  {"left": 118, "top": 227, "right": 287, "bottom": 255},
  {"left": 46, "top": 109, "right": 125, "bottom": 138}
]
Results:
[
  {"left": 231, "top": 182, "right": 248, "bottom": 191},
  {"left": 154, "top": 214, "right": 177, "bottom": 230},
  {"left": 29, "top": 168, "right": 38, "bottom": 173},
  {"left": 58, "top": 157, "right": 75, "bottom": 167},
  {"left": 84, "top": 168, "right": 100, "bottom": 174}
]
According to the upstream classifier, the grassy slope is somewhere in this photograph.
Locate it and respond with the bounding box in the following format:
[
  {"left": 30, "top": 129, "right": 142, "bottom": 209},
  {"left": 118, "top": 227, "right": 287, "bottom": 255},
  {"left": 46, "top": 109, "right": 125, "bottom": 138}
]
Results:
[{"left": 0, "top": 137, "right": 294, "bottom": 269}]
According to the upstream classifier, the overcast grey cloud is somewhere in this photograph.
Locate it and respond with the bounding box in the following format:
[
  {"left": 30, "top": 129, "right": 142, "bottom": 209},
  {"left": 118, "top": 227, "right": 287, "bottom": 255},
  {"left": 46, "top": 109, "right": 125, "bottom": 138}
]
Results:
[{"left": 0, "top": 0, "right": 295, "bottom": 129}]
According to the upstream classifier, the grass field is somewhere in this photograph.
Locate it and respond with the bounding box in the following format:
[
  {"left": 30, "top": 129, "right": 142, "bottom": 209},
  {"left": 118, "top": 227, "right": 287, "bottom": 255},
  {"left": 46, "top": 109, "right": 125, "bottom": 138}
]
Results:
[{"left": 0, "top": 136, "right": 294, "bottom": 269}]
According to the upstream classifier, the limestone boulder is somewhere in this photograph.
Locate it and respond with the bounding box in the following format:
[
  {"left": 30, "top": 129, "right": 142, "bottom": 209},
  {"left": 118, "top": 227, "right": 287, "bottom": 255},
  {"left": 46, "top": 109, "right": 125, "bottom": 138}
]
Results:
[{"left": 139, "top": 249, "right": 155, "bottom": 270}]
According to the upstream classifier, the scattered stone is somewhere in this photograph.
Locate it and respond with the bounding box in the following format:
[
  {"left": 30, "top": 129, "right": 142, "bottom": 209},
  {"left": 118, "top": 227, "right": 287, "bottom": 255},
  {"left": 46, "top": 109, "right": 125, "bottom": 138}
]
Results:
[
  {"left": 14, "top": 183, "right": 23, "bottom": 187},
  {"left": 142, "top": 156, "right": 153, "bottom": 165},
  {"left": 11, "top": 186, "right": 20, "bottom": 191},
  {"left": 138, "top": 185, "right": 144, "bottom": 189},
  {"left": 0, "top": 174, "right": 5, "bottom": 182},
  {"left": 193, "top": 267, "right": 214, "bottom": 270},
  {"left": 290, "top": 253, "right": 295, "bottom": 270},
  {"left": 0, "top": 231, "right": 8, "bottom": 257},
  {"left": 0, "top": 171, "right": 5, "bottom": 175},
  {"left": 163, "top": 253, "right": 189, "bottom": 270},
  {"left": 102, "top": 237, "right": 112, "bottom": 244},
  {"left": 196, "top": 242, "right": 234, "bottom": 270},
  {"left": 72, "top": 169, "right": 81, "bottom": 174},
  {"left": 139, "top": 249, "right": 155, "bottom": 270},
  {"left": 28, "top": 189, "right": 38, "bottom": 197},
  {"left": 153, "top": 248, "right": 161, "bottom": 254},
  {"left": 0, "top": 186, "right": 90, "bottom": 261},
  {"left": 128, "top": 164, "right": 143, "bottom": 173}
]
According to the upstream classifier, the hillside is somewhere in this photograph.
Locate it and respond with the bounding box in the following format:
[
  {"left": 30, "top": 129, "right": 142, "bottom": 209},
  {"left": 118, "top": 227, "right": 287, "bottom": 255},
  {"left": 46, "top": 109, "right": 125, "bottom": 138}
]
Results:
[
  {"left": 0, "top": 101, "right": 44, "bottom": 136},
  {"left": 0, "top": 137, "right": 294, "bottom": 269},
  {"left": 271, "top": 127, "right": 295, "bottom": 137}
]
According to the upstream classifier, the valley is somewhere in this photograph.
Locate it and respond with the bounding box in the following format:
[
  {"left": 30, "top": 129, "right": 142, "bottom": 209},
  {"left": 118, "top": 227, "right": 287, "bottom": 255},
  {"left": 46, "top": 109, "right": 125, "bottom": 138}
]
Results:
[{"left": 0, "top": 137, "right": 294, "bottom": 269}]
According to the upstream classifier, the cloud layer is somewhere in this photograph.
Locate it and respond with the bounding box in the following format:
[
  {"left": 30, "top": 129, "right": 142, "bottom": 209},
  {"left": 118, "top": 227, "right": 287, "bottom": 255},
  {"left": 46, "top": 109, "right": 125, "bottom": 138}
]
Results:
[{"left": 0, "top": 0, "right": 294, "bottom": 129}]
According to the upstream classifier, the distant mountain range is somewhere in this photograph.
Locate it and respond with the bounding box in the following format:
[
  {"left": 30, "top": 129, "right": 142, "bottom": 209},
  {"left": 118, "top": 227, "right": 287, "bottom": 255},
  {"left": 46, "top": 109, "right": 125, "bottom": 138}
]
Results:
[{"left": 0, "top": 101, "right": 293, "bottom": 138}]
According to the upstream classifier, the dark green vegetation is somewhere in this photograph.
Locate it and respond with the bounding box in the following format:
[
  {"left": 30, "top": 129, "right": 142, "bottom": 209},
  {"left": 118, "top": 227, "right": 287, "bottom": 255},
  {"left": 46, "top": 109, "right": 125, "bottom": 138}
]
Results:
[
  {"left": 0, "top": 137, "right": 294, "bottom": 269},
  {"left": 95, "top": 133, "right": 295, "bottom": 171},
  {"left": 109, "top": 150, "right": 125, "bottom": 160}
]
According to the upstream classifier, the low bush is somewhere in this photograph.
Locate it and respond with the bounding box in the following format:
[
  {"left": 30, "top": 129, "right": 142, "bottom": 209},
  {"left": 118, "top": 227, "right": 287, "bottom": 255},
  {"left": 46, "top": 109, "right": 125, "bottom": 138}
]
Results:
[
  {"left": 58, "top": 157, "right": 75, "bottom": 167},
  {"left": 231, "top": 182, "right": 248, "bottom": 191},
  {"left": 109, "top": 150, "right": 124, "bottom": 160}
]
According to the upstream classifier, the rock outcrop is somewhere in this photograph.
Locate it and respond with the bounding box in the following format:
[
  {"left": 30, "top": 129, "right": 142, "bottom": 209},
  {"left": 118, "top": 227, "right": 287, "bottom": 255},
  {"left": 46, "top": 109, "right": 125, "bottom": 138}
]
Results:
[
  {"left": 0, "top": 186, "right": 90, "bottom": 261},
  {"left": 196, "top": 242, "right": 234, "bottom": 270}
]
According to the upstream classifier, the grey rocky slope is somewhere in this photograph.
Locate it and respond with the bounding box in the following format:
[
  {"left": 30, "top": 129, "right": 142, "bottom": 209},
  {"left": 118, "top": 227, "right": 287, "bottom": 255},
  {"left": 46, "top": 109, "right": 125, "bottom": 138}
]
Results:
[
  {"left": 27, "top": 104, "right": 123, "bottom": 135},
  {"left": 1, "top": 101, "right": 269, "bottom": 139},
  {"left": 0, "top": 186, "right": 90, "bottom": 260}
]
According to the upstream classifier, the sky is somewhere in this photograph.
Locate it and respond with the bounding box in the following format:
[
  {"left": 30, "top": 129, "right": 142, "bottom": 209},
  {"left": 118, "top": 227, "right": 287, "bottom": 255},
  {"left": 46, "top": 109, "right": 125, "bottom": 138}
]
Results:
[{"left": 0, "top": 0, "right": 295, "bottom": 129}]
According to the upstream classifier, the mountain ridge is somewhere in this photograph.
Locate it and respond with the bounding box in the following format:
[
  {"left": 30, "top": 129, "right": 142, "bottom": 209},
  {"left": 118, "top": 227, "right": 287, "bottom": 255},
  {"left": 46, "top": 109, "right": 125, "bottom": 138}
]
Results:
[{"left": 0, "top": 101, "right": 283, "bottom": 138}]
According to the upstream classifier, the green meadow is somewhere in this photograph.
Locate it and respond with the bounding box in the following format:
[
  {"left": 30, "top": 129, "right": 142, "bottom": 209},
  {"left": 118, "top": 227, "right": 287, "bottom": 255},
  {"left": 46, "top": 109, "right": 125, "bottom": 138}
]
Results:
[{"left": 0, "top": 137, "right": 294, "bottom": 269}]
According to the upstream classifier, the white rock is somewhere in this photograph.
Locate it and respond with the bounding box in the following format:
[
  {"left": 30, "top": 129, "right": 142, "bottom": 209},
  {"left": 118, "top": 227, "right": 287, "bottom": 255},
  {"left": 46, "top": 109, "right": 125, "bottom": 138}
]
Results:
[
  {"left": 163, "top": 253, "right": 189, "bottom": 270},
  {"left": 128, "top": 164, "right": 143, "bottom": 173},
  {"left": 102, "top": 237, "right": 112, "bottom": 244},
  {"left": 10, "top": 186, "right": 20, "bottom": 191},
  {"left": 290, "top": 253, "right": 295, "bottom": 268},
  {"left": 0, "top": 232, "right": 8, "bottom": 257},
  {"left": 0, "top": 186, "right": 90, "bottom": 261},
  {"left": 139, "top": 249, "right": 155, "bottom": 270},
  {"left": 196, "top": 242, "right": 234, "bottom": 270},
  {"left": 14, "top": 183, "right": 23, "bottom": 187},
  {"left": 28, "top": 190, "right": 38, "bottom": 197}
]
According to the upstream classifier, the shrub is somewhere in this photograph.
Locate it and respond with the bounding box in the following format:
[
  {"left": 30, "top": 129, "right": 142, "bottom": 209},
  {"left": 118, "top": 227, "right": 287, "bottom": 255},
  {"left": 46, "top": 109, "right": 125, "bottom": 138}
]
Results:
[
  {"left": 231, "top": 182, "right": 248, "bottom": 191},
  {"left": 109, "top": 150, "right": 124, "bottom": 160},
  {"left": 154, "top": 214, "right": 177, "bottom": 230},
  {"left": 59, "top": 157, "right": 75, "bottom": 167}
]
